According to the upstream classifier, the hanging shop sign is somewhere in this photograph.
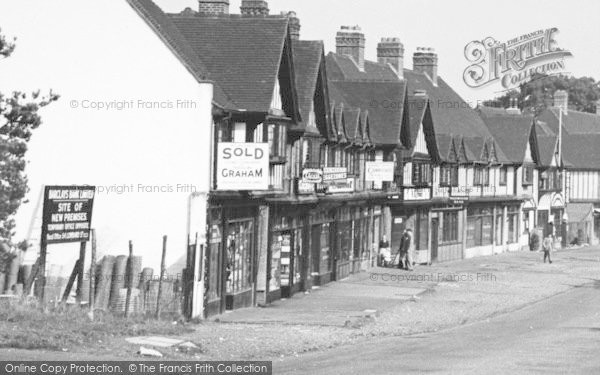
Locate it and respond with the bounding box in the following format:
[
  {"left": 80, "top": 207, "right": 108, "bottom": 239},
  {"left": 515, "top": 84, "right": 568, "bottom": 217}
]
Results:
[
  {"left": 322, "top": 167, "right": 348, "bottom": 181},
  {"left": 365, "top": 161, "right": 394, "bottom": 182},
  {"left": 41, "top": 185, "right": 96, "bottom": 244},
  {"left": 302, "top": 169, "right": 323, "bottom": 184},
  {"left": 216, "top": 143, "right": 269, "bottom": 190}
]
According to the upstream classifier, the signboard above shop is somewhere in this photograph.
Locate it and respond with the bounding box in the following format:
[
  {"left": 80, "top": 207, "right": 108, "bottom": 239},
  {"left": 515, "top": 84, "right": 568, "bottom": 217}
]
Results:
[
  {"left": 216, "top": 143, "right": 269, "bottom": 191},
  {"left": 42, "top": 185, "right": 96, "bottom": 244},
  {"left": 365, "top": 161, "right": 394, "bottom": 182}
]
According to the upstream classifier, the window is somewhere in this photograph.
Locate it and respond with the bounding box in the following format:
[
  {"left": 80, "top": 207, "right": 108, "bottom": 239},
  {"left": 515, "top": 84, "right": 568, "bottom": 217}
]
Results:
[
  {"left": 522, "top": 165, "right": 534, "bottom": 185},
  {"left": 226, "top": 219, "right": 254, "bottom": 294},
  {"left": 474, "top": 166, "right": 490, "bottom": 186},
  {"left": 466, "top": 207, "right": 493, "bottom": 247},
  {"left": 442, "top": 211, "right": 459, "bottom": 242},
  {"left": 499, "top": 166, "right": 508, "bottom": 186},
  {"left": 412, "top": 162, "right": 431, "bottom": 186},
  {"left": 415, "top": 210, "right": 429, "bottom": 250},
  {"left": 441, "top": 165, "right": 459, "bottom": 187},
  {"left": 327, "top": 146, "right": 336, "bottom": 167},
  {"left": 267, "top": 123, "right": 286, "bottom": 159},
  {"left": 217, "top": 121, "right": 233, "bottom": 143}
]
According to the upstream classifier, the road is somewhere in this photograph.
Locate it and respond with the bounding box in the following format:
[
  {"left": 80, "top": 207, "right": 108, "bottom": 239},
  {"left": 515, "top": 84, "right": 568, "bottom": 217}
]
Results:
[{"left": 276, "top": 282, "right": 600, "bottom": 374}]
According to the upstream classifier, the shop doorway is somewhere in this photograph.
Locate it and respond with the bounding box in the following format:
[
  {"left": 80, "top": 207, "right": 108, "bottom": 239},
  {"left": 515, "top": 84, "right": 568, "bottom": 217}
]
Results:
[
  {"left": 280, "top": 229, "right": 303, "bottom": 298},
  {"left": 225, "top": 219, "right": 254, "bottom": 310},
  {"left": 431, "top": 218, "right": 439, "bottom": 263}
]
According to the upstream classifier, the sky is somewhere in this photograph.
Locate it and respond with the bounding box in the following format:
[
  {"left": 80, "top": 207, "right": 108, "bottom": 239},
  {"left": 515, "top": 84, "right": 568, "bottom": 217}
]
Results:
[{"left": 156, "top": 0, "right": 600, "bottom": 105}]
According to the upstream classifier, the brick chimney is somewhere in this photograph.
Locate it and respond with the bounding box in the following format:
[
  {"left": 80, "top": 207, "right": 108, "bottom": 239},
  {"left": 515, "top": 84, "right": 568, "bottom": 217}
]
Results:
[
  {"left": 336, "top": 26, "right": 365, "bottom": 71},
  {"left": 377, "top": 37, "right": 404, "bottom": 79},
  {"left": 240, "top": 0, "right": 269, "bottom": 16},
  {"left": 553, "top": 90, "right": 568, "bottom": 114},
  {"left": 413, "top": 47, "right": 438, "bottom": 86},
  {"left": 281, "top": 11, "right": 301, "bottom": 40},
  {"left": 198, "top": 0, "right": 229, "bottom": 15}
]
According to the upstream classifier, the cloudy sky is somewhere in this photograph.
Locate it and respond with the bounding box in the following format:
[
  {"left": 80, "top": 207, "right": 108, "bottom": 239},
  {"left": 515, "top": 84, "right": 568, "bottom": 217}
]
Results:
[{"left": 156, "top": 0, "right": 600, "bottom": 104}]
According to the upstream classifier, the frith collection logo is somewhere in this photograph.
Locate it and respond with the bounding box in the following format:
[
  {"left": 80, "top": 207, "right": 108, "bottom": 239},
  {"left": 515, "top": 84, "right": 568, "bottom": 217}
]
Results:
[{"left": 463, "top": 28, "right": 572, "bottom": 90}]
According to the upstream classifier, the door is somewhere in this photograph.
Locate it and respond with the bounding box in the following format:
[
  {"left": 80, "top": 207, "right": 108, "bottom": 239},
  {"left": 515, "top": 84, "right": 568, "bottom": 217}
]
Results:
[
  {"left": 431, "top": 218, "right": 439, "bottom": 263},
  {"left": 311, "top": 225, "right": 321, "bottom": 277}
]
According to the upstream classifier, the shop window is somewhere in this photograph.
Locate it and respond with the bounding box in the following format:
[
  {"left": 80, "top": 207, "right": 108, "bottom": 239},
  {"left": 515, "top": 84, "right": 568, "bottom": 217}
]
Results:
[
  {"left": 507, "top": 206, "right": 519, "bottom": 244},
  {"left": 226, "top": 220, "right": 254, "bottom": 294},
  {"left": 319, "top": 223, "right": 332, "bottom": 273},
  {"left": 338, "top": 221, "right": 352, "bottom": 262},
  {"left": 499, "top": 166, "right": 508, "bottom": 186},
  {"left": 522, "top": 165, "right": 534, "bottom": 185},
  {"left": 416, "top": 210, "right": 429, "bottom": 249},
  {"left": 467, "top": 207, "right": 493, "bottom": 247},
  {"left": 442, "top": 211, "right": 459, "bottom": 243}
]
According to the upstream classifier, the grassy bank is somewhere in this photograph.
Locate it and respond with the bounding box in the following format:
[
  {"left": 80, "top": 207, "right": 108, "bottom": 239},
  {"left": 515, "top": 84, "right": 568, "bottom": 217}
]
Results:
[{"left": 0, "top": 298, "right": 193, "bottom": 351}]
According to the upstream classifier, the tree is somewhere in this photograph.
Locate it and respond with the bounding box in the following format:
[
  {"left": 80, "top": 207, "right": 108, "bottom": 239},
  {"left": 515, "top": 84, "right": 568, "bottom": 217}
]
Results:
[
  {"left": 0, "top": 29, "right": 58, "bottom": 246},
  {"left": 482, "top": 74, "right": 600, "bottom": 115}
]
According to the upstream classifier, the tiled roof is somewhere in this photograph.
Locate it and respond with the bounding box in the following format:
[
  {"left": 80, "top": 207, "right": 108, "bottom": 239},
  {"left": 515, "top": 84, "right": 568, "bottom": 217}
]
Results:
[
  {"left": 126, "top": 0, "right": 234, "bottom": 108},
  {"left": 480, "top": 110, "right": 535, "bottom": 164},
  {"left": 403, "top": 70, "right": 492, "bottom": 141},
  {"left": 292, "top": 40, "right": 325, "bottom": 131},
  {"left": 343, "top": 108, "right": 361, "bottom": 142},
  {"left": 328, "top": 80, "right": 407, "bottom": 146},
  {"left": 326, "top": 53, "right": 400, "bottom": 81},
  {"left": 540, "top": 107, "right": 600, "bottom": 135},
  {"left": 563, "top": 134, "right": 600, "bottom": 169},
  {"left": 407, "top": 95, "right": 428, "bottom": 152},
  {"left": 169, "top": 13, "right": 290, "bottom": 112},
  {"left": 536, "top": 134, "right": 558, "bottom": 168}
]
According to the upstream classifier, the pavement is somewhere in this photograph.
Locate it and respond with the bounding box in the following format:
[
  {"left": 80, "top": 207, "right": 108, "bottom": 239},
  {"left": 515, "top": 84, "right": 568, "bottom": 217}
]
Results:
[{"left": 1, "top": 246, "right": 599, "bottom": 363}]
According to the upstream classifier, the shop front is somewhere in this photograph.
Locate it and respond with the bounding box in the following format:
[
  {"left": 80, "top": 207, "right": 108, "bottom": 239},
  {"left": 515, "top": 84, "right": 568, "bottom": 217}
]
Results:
[
  {"left": 390, "top": 206, "right": 430, "bottom": 265},
  {"left": 269, "top": 212, "right": 307, "bottom": 300},
  {"left": 310, "top": 209, "right": 335, "bottom": 286}
]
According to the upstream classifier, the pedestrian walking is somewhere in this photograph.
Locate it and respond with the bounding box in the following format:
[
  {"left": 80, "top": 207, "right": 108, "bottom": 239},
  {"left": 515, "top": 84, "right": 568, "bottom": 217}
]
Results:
[
  {"left": 398, "top": 229, "right": 414, "bottom": 271},
  {"left": 542, "top": 234, "right": 553, "bottom": 264}
]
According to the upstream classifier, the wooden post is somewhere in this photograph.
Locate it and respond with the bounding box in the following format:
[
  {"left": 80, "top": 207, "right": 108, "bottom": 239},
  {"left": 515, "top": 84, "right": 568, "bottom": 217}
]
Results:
[
  {"left": 125, "top": 240, "right": 134, "bottom": 318},
  {"left": 75, "top": 241, "right": 87, "bottom": 303},
  {"left": 38, "top": 238, "right": 47, "bottom": 301},
  {"left": 89, "top": 229, "right": 97, "bottom": 320},
  {"left": 61, "top": 260, "right": 80, "bottom": 303},
  {"left": 24, "top": 258, "right": 40, "bottom": 296},
  {"left": 156, "top": 235, "right": 167, "bottom": 319}
]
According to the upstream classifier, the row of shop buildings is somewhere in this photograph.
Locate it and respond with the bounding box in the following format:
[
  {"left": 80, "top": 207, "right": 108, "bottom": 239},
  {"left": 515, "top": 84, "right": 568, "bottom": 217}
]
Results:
[{"left": 130, "top": 0, "right": 600, "bottom": 318}]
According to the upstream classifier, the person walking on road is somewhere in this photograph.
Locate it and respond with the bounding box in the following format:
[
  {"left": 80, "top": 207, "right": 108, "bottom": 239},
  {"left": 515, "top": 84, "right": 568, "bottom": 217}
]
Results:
[
  {"left": 398, "top": 229, "right": 414, "bottom": 271},
  {"left": 542, "top": 234, "right": 553, "bottom": 264}
]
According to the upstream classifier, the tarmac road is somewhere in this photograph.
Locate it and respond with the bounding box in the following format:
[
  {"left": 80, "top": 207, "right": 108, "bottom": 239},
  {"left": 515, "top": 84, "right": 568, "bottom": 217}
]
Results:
[{"left": 276, "top": 282, "right": 600, "bottom": 374}]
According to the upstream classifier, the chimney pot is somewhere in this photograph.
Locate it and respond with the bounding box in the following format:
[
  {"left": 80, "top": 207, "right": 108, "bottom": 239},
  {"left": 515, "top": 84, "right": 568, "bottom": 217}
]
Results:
[
  {"left": 413, "top": 47, "right": 438, "bottom": 86},
  {"left": 377, "top": 37, "right": 404, "bottom": 79},
  {"left": 336, "top": 25, "right": 366, "bottom": 71},
  {"left": 240, "top": 0, "right": 269, "bottom": 16},
  {"left": 282, "top": 11, "right": 301, "bottom": 40},
  {"left": 198, "top": 0, "right": 229, "bottom": 15},
  {"left": 553, "top": 90, "right": 569, "bottom": 114}
]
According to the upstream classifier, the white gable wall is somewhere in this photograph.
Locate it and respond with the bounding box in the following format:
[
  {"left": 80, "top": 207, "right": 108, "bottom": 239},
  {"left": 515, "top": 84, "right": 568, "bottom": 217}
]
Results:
[{"left": 0, "top": 1, "right": 213, "bottom": 275}]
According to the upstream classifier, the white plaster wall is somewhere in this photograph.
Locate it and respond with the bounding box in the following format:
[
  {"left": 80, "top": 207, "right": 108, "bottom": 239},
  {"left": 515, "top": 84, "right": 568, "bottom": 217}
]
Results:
[{"left": 0, "top": 1, "right": 213, "bottom": 275}]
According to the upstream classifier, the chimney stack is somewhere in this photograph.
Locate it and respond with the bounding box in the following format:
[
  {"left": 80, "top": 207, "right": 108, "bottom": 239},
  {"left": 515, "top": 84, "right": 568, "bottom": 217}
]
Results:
[
  {"left": 336, "top": 26, "right": 366, "bottom": 71},
  {"left": 377, "top": 38, "right": 404, "bottom": 79},
  {"left": 240, "top": 0, "right": 269, "bottom": 16},
  {"left": 553, "top": 90, "right": 568, "bottom": 114},
  {"left": 282, "top": 11, "right": 301, "bottom": 40},
  {"left": 198, "top": 0, "right": 229, "bottom": 15},
  {"left": 413, "top": 47, "right": 438, "bottom": 86}
]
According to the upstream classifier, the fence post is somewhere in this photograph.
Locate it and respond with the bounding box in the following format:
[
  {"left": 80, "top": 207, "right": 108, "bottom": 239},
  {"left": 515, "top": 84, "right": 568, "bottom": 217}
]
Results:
[
  {"left": 89, "top": 229, "right": 97, "bottom": 320},
  {"left": 156, "top": 235, "right": 167, "bottom": 319},
  {"left": 125, "top": 240, "right": 134, "bottom": 318}
]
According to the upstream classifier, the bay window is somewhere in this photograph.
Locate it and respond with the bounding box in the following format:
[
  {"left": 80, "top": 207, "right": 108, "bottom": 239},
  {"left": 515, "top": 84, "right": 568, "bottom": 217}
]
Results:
[{"left": 412, "top": 162, "right": 431, "bottom": 186}]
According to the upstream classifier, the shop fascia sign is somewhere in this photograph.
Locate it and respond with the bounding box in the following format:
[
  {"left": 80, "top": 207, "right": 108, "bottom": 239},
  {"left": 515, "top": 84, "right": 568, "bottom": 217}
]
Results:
[{"left": 365, "top": 161, "right": 394, "bottom": 182}]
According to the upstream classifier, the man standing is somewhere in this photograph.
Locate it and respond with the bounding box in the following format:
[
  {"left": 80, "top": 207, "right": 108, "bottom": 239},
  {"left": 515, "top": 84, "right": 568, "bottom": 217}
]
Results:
[
  {"left": 542, "top": 234, "right": 553, "bottom": 264},
  {"left": 398, "top": 229, "right": 414, "bottom": 271}
]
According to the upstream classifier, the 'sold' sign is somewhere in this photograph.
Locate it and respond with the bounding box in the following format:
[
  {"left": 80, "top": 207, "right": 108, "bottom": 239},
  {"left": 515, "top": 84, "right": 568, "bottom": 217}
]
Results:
[
  {"left": 42, "top": 185, "right": 95, "bottom": 244},
  {"left": 217, "top": 143, "right": 269, "bottom": 190}
]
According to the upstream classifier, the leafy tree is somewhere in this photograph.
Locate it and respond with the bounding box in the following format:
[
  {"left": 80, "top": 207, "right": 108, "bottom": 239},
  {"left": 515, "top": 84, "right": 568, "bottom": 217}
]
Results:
[
  {"left": 0, "top": 29, "right": 58, "bottom": 247},
  {"left": 482, "top": 74, "right": 600, "bottom": 115}
]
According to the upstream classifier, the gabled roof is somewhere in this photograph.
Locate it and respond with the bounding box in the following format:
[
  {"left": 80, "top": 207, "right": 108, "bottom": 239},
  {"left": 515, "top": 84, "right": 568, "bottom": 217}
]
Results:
[
  {"left": 404, "top": 69, "right": 492, "bottom": 140},
  {"left": 326, "top": 53, "right": 400, "bottom": 81},
  {"left": 292, "top": 40, "right": 327, "bottom": 133},
  {"left": 407, "top": 95, "right": 428, "bottom": 152},
  {"left": 343, "top": 108, "right": 362, "bottom": 143},
  {"left": 480, "top": 110, "right": 536, "bottom": 164},
  {"left": 126, "top": 0, "right": 234, "bottom": 108},
  {"left": 327, "top": 79, "right": 407, "bottom": 146},
  {"left": 539, "top": 107, "right": 600, "bottom": 136},
  {"left": 169, "top": 13, "right": 298, "bottom": 116},
  {"left": 536, "top": 134, "right": 558, "bottom": 168}
]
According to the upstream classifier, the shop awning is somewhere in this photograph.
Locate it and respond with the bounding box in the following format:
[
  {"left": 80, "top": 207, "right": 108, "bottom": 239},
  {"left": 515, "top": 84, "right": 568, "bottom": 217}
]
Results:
[{"left": 566, "top": 203, "right": 594, "bottom": 223}]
